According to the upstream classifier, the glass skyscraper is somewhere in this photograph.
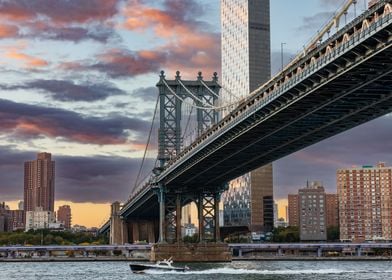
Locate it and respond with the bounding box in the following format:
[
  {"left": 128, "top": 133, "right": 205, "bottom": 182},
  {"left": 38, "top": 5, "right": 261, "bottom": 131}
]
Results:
[{"left": 221, "top": 0, "right": 273, "bottom": 232}]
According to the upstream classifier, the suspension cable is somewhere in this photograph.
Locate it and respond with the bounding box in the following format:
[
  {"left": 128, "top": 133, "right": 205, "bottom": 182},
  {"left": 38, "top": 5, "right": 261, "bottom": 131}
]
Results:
[
  {"left": 133, "top": 92, "right": 159, "bottom": 191},
  {"left": 163, "top": 79, "right": 244, "bottom": 110},
  {"left": 182, "top": 101, "right": 195, "bottom": 139},
  {"left": 178, "top": 79, "right": 210, "bottom": 105}
]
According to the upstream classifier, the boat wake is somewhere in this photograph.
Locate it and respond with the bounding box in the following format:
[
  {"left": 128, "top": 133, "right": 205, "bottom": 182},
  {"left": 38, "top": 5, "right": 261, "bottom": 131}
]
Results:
[{"left": 143, "top": 267, "right": 379, "bottom": 275}]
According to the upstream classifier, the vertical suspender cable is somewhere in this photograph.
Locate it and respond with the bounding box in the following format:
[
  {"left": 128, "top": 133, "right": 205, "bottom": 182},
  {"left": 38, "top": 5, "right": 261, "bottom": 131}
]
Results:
[{"left": 133, "top": 93, "right": 159, "bottom": 191}]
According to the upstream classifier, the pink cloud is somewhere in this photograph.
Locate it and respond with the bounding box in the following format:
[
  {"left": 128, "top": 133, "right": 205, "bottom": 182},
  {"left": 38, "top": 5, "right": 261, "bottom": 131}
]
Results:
[{"left": 0, "top": 24, "right": 19, "bottom": 38}]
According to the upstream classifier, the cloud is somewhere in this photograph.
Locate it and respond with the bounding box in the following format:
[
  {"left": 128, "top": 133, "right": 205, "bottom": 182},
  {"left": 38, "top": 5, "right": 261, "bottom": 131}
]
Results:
[
  {"left": 61, "top": 49, "right": 167, "bottom": 78},
  {"left": 296, "top": 12, "right": 334, "bottom": 33},
  {"left": 0, "top": 98, "right": 149, "bottom": 145},
  {"left": 0, "top": 146, "right": 154, "bottom": 203},
  {"left": 61, "top": 0, "right": 221, "bottom": 79},
  {"left": 132, "top": 86, "right": 157, "bottom": 102},
  {"left": 0, "top": 0, "right": 120, "bottom": 42},
  {"left": 5, "top": 50, "right": 48, "bottom": 68},
  {"left": 28, "top": 24, "right": 117, "bottom": 43},
  {"left": 0, "top": 24, "right": 19, "bottom": 38},
  {"left": 122, "top": 0, "right": 221, "bottom": 77},
  {"left": 0, "top": 0, "right": 119, "bottom": 24},
  {"left": 2, "top": 79, "right": 126, "bottom": 102}
]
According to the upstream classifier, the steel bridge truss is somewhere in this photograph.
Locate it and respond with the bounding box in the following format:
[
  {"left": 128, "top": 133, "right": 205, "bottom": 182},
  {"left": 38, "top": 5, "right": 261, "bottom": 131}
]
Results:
[{"left": 156, "top": 71, "right": 220, "bottom": 168}]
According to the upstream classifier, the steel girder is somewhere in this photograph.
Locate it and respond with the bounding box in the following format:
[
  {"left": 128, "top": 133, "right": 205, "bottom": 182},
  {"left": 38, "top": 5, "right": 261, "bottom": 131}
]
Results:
[{"left": 160, "top": 16, "right": 392, "bottom": 190}]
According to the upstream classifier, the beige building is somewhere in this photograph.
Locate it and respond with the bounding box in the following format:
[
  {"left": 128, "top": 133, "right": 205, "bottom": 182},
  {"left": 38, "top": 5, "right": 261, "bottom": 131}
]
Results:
[
  {"left": 221, "top": 0, "right": 273, "bottom": 232},
  {"left": 24, "top": 152, "right": 55, "bottom": 212},
  {"left": 337, "top": 162, "right": 392, "bottom": 242},
  {"left": 57, "top": 205, "right": 72, "bottom": 229},
  {"left": 25, "top": 207, "right": 55, "bottom": 231}
]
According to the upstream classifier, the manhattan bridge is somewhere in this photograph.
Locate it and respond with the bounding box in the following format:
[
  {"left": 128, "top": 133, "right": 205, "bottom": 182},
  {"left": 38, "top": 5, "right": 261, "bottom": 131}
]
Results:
[{"left": 100, "top": 0, "right": 392, "bottom": 261}]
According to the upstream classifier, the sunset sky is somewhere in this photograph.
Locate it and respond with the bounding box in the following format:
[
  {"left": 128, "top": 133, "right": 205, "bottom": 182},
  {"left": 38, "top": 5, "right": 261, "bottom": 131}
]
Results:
[{"left": 1, "top": 0, "right": 391, "bottom": 227}]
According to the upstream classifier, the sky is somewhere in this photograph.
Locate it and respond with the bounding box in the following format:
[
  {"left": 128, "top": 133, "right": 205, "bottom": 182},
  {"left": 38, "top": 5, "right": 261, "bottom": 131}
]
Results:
[{"left": 1, "top": 0, "right": 391, "bottom": 226}]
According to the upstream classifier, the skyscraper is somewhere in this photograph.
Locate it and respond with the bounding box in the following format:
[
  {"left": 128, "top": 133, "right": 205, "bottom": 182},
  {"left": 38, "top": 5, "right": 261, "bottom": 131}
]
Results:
[
  {"left": 24, "top": 152, "right": 55, "bottom": 212},
  {"left": 338, "top": 162, "right": 392, "bottom": 242},
  {"left": 57, "top": 205, "right": 72, "bottom": 229},
  {"left": 221, "top": 0, "right": 273, "bottom": 232}
]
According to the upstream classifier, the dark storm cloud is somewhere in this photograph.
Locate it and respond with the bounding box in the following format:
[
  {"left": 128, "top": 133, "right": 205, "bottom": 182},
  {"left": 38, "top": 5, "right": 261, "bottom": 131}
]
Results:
[
  {"left": 0, "top": 147, "right": 154, "bottom": 203},
  {"left": 274, "top": 114, "right": 392, "bottom": 199},
  {"left": 2, "top": 79, "right": 126, "bottom": 102},
  {"left": 0, "top": 98, "right": 149, "bottom": 144}
]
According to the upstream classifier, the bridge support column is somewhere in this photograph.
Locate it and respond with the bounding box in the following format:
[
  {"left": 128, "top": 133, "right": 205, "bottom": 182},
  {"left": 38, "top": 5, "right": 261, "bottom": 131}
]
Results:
[
  {"left": 110, "top": 201, "right": 128, "bottom": 245},
  {"left": 198, "top": 194, "right": 204, "bottom": 242},
  {"left": 357, "top": 247, "right": 362, "bottom": 257},
  {"left": 158, "top": 187, "right": 166, "bottom": 243},
  {"left": 214, "top": 192, "right": 221, "bottom": 242},
  {"left": 198, "top": 192, "right": 220, "bottom": 242},
  {"left": 176, "top": 193, "right": 182, "bottom": 243},
  {"left": 317, "top": 247, "right": 322, "bottom": 257}
]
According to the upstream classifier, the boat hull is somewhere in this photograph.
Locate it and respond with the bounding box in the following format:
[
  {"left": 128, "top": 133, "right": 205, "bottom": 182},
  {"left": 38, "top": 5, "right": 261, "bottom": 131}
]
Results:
[{"left": 129, "top": 264, "right": 187, "bottom": 273}]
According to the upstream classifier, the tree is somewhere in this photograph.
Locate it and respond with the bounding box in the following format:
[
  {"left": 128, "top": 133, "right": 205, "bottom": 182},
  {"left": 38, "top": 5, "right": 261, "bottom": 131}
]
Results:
[
  {"left": 327, "top": 226, "right": 340, "bottom": 241},
  {"left": 272, "top": 226, "right": 299, "bottom": 243}
]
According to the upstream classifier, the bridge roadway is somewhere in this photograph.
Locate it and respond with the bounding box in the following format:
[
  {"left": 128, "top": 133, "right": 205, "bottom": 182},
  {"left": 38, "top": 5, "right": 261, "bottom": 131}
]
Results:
[{"left": 119, "top": 0, "right": 392, "bottom": 220}]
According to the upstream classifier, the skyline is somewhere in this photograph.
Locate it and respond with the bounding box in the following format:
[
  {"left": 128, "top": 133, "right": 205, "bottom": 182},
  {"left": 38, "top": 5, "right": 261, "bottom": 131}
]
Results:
[{"left": 1, "top": 0, "right": 392, "bottom": 227}]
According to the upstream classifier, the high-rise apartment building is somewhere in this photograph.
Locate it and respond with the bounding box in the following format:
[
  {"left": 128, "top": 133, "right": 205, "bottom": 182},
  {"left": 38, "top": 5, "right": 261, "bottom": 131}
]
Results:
[
  {"left": 288, "top": 182, "right": 338, "bottom": 241},
  {"left": 299, "top": 182, "right": 327, "bottom": 241},
  {"left": 325, "top": 194, "right": 339, "bottom": 228},
  {"left": 338, "top": 162, "right": 392, "bottom": 242},
  {"left": 57, "top": 205, "right": 72, "bottom": 229},
  {"left": 288, "top": 194, "right": 300, "bottom": 227},
  {"left": 24, "top": 152, "right": 55, "bottom": 212},
  {"left": 221, "top": 0, "right": 273, "bottom": 232}
]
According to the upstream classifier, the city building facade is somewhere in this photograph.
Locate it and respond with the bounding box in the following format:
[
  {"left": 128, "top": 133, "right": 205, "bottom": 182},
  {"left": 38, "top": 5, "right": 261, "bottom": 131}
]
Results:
[
  {"left": 338, "top": 162, "right": 392, "bottom": 242},
  {"left": 57, "top": 205, "right": 72, "bottom": 229},
  {"left": 288, "top": 194, "right": 300, "bottom": 227},
  {"left": 299, "top": 182, "right": 327, "bottom": 241},
  {"left": 24, "top": 152, "right": 55, "bottom": 212},
  {"left": 0, "top": 202, "right": 25, "bottom": 232},
  {"left": 25, "top": 207, "right": 55, "bottom": 231},
  {"left": 288, "top": 182, "right": 338, "bottom": 241},
  {"left": 325, "top": 193, "right": 339, "bottom": 228},
  {"left": 221, "top": 0, "right": 273, "bottom": 233}
]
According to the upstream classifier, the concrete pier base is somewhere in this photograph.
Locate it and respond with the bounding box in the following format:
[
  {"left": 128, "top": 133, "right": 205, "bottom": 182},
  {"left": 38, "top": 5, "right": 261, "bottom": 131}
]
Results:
[{"left": 150, "top": 243, "right": 231, "bottom": 262}]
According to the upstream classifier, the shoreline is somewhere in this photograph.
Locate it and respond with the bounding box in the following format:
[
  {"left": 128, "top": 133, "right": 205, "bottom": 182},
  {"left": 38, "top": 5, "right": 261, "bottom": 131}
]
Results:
[{"left": 1, "top": 256, "right": 392, "bottom": 262}]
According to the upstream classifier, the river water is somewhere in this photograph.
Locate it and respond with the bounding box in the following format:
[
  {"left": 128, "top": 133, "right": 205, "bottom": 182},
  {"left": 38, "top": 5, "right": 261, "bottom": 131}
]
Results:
[{"left": 1, "top": 260, "right": 392, "bottom": 280}]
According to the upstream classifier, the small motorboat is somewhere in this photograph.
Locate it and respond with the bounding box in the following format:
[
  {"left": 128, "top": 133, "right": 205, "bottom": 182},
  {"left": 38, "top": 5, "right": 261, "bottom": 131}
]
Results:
[{"left": 129, "top": 258, "right": 189, "bottom": 273}]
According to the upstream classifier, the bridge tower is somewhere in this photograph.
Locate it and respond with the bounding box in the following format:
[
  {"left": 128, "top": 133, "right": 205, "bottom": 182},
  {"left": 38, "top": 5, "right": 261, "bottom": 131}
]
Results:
[
  {"left": 156, "top": 70, "right": 220, "bottom": 168},
  {"left": 152, "top": 71, "right": 230, "bottom": 261}
]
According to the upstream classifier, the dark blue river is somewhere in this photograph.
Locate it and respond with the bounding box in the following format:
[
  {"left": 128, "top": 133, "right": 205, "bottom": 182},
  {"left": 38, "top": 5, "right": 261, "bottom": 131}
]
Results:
[{"left": 1, "top": 260, "right": 392, "bottom": 279}]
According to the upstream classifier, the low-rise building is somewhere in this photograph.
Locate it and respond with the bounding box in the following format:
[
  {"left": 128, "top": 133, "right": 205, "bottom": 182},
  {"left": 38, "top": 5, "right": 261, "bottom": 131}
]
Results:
[{"left": 25, "top": 207, "right": 55, "bottom": 231}]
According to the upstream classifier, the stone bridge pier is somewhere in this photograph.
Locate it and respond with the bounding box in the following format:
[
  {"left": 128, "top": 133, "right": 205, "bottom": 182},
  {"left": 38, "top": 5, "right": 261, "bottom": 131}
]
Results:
[{"left": 151, "top": 185, "right": 231, "bottom": 262}]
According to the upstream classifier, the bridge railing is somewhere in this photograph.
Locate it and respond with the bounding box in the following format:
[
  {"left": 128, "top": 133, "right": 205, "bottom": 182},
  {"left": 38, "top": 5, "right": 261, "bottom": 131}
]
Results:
[{"left": 159, "top": 0, "right": 391, "bottom": 176}]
